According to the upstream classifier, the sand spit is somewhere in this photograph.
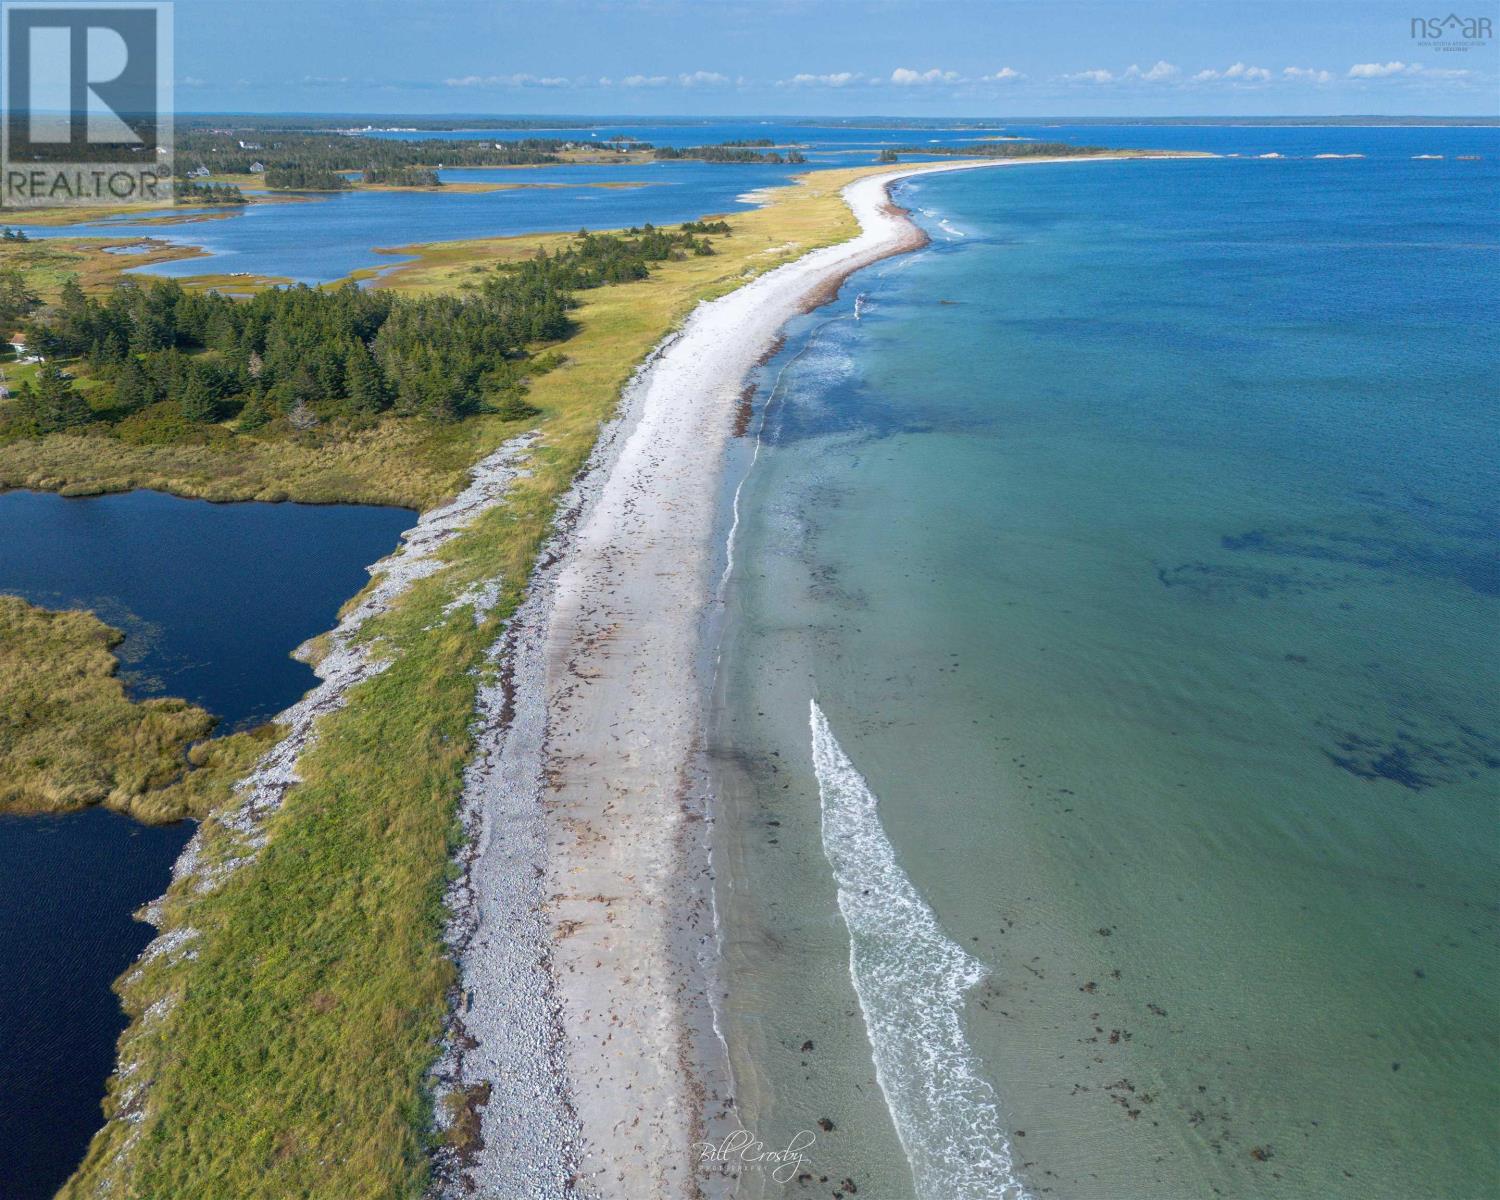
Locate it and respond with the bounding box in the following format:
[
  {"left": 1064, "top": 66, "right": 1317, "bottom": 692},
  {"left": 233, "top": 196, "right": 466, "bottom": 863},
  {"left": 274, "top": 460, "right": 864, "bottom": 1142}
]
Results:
[{"left": 443, "top": 159, "right": 1135, "bottom": 1199}]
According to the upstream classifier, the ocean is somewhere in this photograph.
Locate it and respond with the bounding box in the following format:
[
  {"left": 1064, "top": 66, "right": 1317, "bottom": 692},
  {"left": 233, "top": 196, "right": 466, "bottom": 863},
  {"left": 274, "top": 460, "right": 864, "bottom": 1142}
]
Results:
[{"left": 711, "top": 130, "right": 1499, "bottom": 1198}]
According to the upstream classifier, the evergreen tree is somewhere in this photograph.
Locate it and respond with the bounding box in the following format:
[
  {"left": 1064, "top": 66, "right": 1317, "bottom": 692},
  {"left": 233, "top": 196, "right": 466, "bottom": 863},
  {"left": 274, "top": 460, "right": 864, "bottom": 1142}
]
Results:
[
  {"left": 177, "top": 369, "right": 218, "bottom": 423},
  {"left": 344, "top": 343, "right": 389, "bottom": 416},
  {"left": 19, "top": 364, "right": 93, "bottom": 432},
  {"left": 110, "top": 357, "right": 153, "bottom": 413}
]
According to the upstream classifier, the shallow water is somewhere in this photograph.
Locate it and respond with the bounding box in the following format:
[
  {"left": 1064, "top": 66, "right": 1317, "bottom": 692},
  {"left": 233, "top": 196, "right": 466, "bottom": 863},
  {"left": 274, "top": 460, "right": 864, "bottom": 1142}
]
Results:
[
  {"left": 0, "top": 490, "right": 412, "bottom": 1196},
  {"left": 712, "top": 131, "right": 1499, "bottom": 1199}
]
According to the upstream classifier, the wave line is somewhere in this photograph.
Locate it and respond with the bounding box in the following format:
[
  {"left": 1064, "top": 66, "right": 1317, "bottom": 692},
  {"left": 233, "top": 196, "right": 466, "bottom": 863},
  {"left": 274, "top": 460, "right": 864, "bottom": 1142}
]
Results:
[{"left": 810, "top": 700, "right": 1027, "bottom": 1200}]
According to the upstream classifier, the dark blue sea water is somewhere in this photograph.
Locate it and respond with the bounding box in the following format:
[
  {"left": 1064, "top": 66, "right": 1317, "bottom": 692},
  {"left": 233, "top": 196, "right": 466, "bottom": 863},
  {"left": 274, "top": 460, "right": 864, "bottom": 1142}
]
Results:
[
  {"left": 373, "top": 118, "right": 1496, "bottom": 160},
  {"left": 0, "top": 491, "right": 411, "bottom": 1198},
  {"left": 713, "top": 130, "right": 1499, "bottom": 1198}
]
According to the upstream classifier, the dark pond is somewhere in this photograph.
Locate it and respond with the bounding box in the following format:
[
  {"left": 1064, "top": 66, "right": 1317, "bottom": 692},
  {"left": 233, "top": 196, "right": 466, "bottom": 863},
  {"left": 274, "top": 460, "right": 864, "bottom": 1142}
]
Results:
[{"left": 0, "top": 488, "right": 411, "bottom": 1197}]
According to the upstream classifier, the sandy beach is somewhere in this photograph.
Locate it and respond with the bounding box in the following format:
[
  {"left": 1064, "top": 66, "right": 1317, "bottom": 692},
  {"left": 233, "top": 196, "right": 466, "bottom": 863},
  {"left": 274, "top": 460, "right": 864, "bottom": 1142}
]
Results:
[
  {"left": 440, "top": 160, "right": 983, "bottom": 1198},
  {"left": 446, "top": 157, "right": 1146, "bottom": 1197}
]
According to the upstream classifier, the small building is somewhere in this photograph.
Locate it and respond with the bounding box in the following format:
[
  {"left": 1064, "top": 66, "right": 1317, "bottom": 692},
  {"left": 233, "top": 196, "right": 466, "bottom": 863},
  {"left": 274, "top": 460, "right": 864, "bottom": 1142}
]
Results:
[{"left": 249, "top": 161, "right": 266, "bottom": 174}]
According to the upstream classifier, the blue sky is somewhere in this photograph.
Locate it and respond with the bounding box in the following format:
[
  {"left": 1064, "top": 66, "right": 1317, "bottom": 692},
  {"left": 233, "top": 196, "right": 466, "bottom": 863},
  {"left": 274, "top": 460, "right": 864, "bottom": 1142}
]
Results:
[{"left": 174, "top": 0, "right": 1499, "bottom": 116}]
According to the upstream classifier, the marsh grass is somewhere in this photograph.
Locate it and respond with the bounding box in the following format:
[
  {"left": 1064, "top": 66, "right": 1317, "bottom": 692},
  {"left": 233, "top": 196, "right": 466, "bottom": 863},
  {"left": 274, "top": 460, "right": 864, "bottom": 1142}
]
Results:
[
  {"left": 53, "top": 163, "right": 895, "bottom": 1198},
  {"left": 0, "top": 237, "right": 205, "bottom": 300},
  {"left": 0, "top": 595, "right": 277, "bottom": 822}
]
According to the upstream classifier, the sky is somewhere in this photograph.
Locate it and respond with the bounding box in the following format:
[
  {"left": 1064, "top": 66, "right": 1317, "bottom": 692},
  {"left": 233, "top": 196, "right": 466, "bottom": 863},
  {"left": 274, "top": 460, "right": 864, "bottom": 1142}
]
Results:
[{"left": 172, "top": 0, "right": 1500, "bottom": 117}]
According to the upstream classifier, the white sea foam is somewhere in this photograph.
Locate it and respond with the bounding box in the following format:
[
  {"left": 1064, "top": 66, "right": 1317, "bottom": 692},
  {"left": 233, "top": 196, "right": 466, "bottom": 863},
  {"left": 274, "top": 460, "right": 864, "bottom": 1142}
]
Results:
[{"left": 810, "top": 701, "right": 1028, "bottom": 1200}]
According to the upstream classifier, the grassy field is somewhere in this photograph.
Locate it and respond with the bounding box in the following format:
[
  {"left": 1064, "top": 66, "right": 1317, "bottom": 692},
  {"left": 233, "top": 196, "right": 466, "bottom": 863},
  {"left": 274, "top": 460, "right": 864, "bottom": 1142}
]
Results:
[
  {"left": 0, "top": 164, "right": 873, "bottom": 509},
  {"left": 0, "top": 414, "right": 524, "bottom": 507},
  {"left": 50, "top": 162, "right": 885, "bottom": 1199},
  {"left": 0, "top": 595, "right": 277, "bottom": 823}
]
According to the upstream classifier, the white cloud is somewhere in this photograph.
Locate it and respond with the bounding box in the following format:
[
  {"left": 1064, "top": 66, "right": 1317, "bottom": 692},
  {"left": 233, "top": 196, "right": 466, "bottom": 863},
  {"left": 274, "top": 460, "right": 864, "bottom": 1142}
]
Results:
[
  {"left": 891, "top": 66, "right": 960, "bottom": 86},
  {"left": 1064, "top": 61, "right": 1175, "bottom": 85},
  {"left": 986, "top": 67, "right": 1024, "bottom": 82},
  {"left": 1349, "top": 61, "right": 1413, "bottom": 78},
  {"left": 1124, "top": 60, "right": 1179, "bottom": 81},
  {"left": 1283, "top": 66, "right": 1333, "bottom": 84},
  {"left": 1193, "top": 62, "right": 1272, "bottom": 83},
  {"left": 621, "top": 73, "right": 672, "bottom": 88},
  {"left": 678, "top": 70, "right": 730, "bottom": 87},
  {"left": 445, "top": 73, "right": 570, "bottom": 88},
  {"left": 1225, "top": 62, "right": 1272, "bottom": 81},
  {"left": 1348, "top": 61, "right": 1472, "bottom": 80},
  {"left": 780, "top": 71, "right": 860, "bottom": 88}
]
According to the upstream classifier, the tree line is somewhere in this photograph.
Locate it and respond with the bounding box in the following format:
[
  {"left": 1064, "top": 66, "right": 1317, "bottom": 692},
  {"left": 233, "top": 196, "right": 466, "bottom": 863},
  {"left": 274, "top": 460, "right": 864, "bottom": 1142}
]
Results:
[
  {"left": 174, "top": 129, "right": 821, "bottom": 182},
  {"left": 175, "top": 181, "right": 248, "bottom": 204},
  {"left": 362, "top": 166, "right": 442, "bottom": 187},
  {"left": 0, "top": 224, "right": 726, "bottom": 441},
  {"left": 174, "top": 131, "right": 566, "bottom": 179},
  {"left": 654, "top": 145, "right": 807, "bottom": 164},
  {"left": 263, "top": 166, "right": 353, "bottom": 191}
]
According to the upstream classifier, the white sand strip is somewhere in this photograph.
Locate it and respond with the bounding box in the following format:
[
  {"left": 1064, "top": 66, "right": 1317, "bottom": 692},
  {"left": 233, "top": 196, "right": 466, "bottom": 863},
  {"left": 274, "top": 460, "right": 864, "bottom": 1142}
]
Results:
[{"left": 458, "top": 156, "right": 1149, "bottom": 1198}]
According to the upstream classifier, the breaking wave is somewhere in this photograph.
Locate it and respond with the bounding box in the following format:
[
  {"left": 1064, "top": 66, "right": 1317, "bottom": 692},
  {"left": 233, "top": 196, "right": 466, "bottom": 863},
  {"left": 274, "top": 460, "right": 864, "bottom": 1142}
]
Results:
[{"left": 810, "top": 700, "right": 1028, "bottom": 1200}]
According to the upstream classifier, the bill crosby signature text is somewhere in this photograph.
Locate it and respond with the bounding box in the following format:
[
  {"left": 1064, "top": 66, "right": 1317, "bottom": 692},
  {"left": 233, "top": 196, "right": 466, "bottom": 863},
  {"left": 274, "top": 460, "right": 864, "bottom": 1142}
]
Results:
[{"left": 693, "top": 1129, "right": 816, "bottom": 1183}]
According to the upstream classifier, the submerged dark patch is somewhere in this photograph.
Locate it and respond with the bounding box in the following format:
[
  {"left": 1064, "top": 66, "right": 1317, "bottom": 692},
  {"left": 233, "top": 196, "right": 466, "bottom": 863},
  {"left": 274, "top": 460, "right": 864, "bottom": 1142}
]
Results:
[
  {"left": 1320, "top": 722, "right": 1500, "bottom": 791},
  {"left": 1220, "top": 512, "right": 1500, "bottom": 599},
  {"left": 1154, "top": 561, "right": 1345, "bottom": 600}
]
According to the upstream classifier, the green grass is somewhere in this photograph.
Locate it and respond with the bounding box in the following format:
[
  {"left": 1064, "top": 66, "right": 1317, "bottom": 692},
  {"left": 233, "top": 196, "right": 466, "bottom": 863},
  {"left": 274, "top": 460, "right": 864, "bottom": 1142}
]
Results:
[
  {"left": 0, "top": 237, "right": 207, "bottom": 304},
  {"left": 0, "top": 595, "right": 276, "bottom": 822},
  {"left": 0, "top": 411, "right": 530, "bottom": 507},
  {"left": 50, "top": 162, "right": 903, "bottom": 1198}
]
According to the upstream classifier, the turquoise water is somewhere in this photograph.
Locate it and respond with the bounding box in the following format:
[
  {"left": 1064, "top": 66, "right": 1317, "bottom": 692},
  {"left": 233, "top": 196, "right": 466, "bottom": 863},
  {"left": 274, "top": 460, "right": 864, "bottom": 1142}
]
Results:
[{"left": 713, "top": 138, "right": 1498, "bottom": 1198}]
